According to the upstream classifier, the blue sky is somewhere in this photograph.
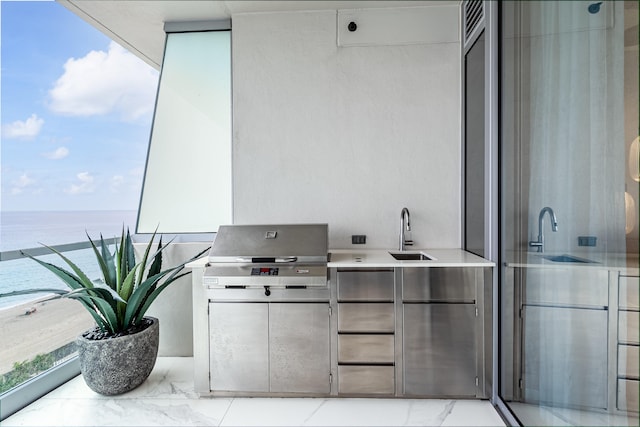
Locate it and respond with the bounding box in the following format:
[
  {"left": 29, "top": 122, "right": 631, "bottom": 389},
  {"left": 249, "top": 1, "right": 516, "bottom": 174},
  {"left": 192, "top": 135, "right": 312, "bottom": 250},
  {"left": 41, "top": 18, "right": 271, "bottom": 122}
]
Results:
[{"left": 1, "top": 0, "right": 159, "bottom": 211}]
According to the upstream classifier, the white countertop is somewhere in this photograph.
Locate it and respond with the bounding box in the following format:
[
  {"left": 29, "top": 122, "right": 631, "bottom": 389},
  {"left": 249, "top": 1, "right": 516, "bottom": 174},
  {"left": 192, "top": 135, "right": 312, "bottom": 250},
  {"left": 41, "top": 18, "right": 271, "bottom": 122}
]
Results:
[
  {"left": 328, "top": 248, "right": 494, "bottom": 268},
  {"left": 504, "top": 251, "right": 639, "bottom": 275}
]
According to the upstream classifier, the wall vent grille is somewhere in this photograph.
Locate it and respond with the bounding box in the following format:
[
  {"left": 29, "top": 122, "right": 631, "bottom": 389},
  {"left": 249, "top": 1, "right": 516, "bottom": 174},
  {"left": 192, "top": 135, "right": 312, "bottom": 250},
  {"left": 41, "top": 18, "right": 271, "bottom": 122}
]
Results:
[{"left": 463, "top": 0, "right": 484, "bottom": 45}]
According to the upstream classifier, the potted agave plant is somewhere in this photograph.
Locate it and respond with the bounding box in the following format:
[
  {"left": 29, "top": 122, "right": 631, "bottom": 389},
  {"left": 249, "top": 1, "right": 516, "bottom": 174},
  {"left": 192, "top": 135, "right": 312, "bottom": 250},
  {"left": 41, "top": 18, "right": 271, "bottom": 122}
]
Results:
[{"left": 1, "top": 228, "right": 207, "bottom": 395}]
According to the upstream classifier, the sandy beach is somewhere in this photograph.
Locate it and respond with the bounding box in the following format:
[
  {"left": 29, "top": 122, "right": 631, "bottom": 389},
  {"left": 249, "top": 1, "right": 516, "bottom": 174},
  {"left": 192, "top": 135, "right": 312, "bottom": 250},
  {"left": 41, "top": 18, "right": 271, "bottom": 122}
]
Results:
[{"left": 0, "top": 297, "right": 94, "bottom": 375}]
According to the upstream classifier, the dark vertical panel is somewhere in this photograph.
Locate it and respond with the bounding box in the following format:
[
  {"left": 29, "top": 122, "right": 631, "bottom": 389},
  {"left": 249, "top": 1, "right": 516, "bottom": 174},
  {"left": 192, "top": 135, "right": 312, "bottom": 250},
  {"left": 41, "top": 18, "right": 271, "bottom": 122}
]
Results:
[{"left": 464, "top": 31, "right": 486, "bottom": 257}]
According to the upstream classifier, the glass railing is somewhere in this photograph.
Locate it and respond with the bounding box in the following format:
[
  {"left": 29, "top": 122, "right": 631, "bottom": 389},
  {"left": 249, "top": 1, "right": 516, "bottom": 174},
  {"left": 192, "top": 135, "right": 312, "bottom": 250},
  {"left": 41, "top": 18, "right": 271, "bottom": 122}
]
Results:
[{"left": 0, "top": 239, "right": 115, "bottom": 419}]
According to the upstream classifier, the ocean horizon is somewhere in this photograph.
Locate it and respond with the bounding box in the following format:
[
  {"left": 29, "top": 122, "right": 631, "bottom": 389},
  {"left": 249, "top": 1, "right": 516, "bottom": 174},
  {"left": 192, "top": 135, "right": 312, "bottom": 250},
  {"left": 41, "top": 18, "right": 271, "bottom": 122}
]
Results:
[{"left": 0, "top": 210, "right": 138, "bottom": 309}]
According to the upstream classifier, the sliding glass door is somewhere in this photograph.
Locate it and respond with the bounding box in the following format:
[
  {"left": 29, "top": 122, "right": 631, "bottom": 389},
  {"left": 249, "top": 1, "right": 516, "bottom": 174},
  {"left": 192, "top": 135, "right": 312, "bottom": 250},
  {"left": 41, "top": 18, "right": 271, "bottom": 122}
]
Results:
[{"left": 499, "top": 1, "right": 639, "bottom": 425}]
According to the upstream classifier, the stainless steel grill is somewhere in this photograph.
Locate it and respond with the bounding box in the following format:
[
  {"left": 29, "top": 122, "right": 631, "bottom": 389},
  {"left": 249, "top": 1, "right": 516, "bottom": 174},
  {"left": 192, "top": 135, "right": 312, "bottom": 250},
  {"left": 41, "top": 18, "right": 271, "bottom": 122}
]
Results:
[{"left": 203, "top": 224, "right": 328, "bottom": 289}]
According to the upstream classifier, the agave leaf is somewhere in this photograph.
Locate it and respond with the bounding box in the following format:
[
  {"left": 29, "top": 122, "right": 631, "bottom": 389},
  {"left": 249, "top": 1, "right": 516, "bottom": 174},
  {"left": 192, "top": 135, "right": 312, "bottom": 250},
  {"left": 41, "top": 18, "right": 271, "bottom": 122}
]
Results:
[
  {"left": 0, "top": 288, "right": 114, "bottom": 334},
  {"left": 66, "top": 290, "right": 119, "bottom": 333},
  {"left": 127, "top": 246, "right": 209, "bottom": 326},
  {"left": 132, "top": 271, "right": 191, "bottom": 325},
  {"left": 0, "top": 288, "right": 69, "bottom": 298},
  {"left": 142, "top": 235, "right": 177, "bottom": 284},
  {"left": 101, "top": 234, "right": 117, "bottom": 288},
  {"left": 135, "top": 227, "right": 159, "bottom": 289},
  {"left": 39, "top": 245, "right": 94, "bottom": 289},
  {"left": 87, "top": 232, "right": 116, "bottom": 291},
  {"left": 125, "top": 229, "right": 136, "bottom": 277},
  {"left": 23, "top": 246, "right": 95, "bottom": 290},
  {"left": 118, "top": 263, "right": 140, "bottom": 302},
  {"left": 138, "top": 244, "right": 208, "bottom": 314},
  {"left": 8, "top": 230, "right": 210, "bottom": 335},
  {"left": 114, "top": 227, "right": 126, "bottom": 294},
  {"left": 73, "top": 297, "right": 110, "bottom": 332},
  {"left": 20, "top": 252, "right": 88, "bottom": 291},
  {"left": 123, "top": 270, "right": 171, "bottom": 327},
  {"left": 147, "top": 236, "right": 164, "bottom": 279},
  {"left": 138, "top": 235, "right": 178, "bottom": 301},
  {"left": 116, "top": 263, "right": 140, "bottom": 322}
]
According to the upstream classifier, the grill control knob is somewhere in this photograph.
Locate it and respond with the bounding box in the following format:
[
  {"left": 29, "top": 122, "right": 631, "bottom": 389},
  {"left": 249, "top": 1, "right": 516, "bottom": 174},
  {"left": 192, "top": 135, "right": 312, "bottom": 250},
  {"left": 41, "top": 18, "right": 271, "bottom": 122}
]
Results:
[{"left": 264, "top": 286, "right": 271, "bottom": 296}]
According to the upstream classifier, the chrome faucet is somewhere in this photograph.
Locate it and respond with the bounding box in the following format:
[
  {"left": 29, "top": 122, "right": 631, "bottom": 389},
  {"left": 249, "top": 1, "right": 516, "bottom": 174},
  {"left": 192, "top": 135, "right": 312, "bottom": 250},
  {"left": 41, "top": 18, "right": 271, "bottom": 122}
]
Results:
[
  {"left": 399, "top": 207, "right": 414, "bottom": 251},
  {"left": 529, "top": 207, "right": 558, "bottom": 253}
]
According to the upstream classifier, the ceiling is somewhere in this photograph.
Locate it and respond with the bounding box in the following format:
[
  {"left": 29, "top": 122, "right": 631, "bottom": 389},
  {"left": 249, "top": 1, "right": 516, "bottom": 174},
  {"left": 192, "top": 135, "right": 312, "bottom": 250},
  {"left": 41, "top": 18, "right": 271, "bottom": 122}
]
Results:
[{"left": 57, "top": 1, "right": 460, "bottom": 69}]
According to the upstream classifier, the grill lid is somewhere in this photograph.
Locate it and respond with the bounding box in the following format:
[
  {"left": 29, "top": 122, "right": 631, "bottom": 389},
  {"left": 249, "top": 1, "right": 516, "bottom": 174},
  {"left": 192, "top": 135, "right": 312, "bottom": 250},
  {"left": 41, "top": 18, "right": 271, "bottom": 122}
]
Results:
[{"left": 208, "top": 224, "right": 328, "bottom": 263}]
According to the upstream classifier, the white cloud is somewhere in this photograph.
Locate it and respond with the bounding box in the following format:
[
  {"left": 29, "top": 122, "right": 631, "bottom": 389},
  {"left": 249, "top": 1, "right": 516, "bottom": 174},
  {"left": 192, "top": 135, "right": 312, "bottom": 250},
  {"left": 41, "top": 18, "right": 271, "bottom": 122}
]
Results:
[
  {"left": 43, "top": 146, "right": 70, "bottom": 160},
  {"left": 48, "top": 41, "right": 159, "bottom": 121},
  {"left": 110, "top": 174, "right": 124, "bottom": 192},
  {"left": 65, "top": 171, "right": 95, "bottom": 195},
  {"left": 2, "top": 114, "right": 44, "bottom": 140},
  {"left": 11, "top": 173, "right": 36, "bottom": 195}
]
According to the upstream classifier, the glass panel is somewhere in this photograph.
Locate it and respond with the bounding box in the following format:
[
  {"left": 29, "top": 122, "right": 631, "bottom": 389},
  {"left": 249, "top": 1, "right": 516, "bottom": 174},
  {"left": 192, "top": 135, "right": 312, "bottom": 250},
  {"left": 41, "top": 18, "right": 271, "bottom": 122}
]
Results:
[
  {"left": 0, "top": 249, "right": 98, "bottom": 395},
  {"left": 500, "top": 1, "right": 639, "bottom": 425},
  {"left": 1, "top": 0, "right": 154, "bottom": 404},
  {"left": 137, "top": 31, "right": 232, "bottom": 234}
]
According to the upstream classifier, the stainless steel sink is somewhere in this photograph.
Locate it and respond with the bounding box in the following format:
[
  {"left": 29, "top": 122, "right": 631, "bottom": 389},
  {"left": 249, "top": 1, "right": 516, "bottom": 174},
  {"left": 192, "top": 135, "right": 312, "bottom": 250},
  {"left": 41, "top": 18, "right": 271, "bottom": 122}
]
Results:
[
  {"left": 389, "top": 251, "right": 433, "bottom": 261},
  {"left": 543, "top": 254, "right": 597, "bottom": 264}
]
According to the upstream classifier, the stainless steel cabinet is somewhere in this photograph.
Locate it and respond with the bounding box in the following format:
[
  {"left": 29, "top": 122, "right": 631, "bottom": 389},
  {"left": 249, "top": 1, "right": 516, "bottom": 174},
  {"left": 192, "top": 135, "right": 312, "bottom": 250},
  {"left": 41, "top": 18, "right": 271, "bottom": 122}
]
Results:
[
  {"left": 617, "top": 274, "right": 640, "bottom": 412},
  {"left": 337, "top": 303, "right": 395, "bottom": 333},
  {"left": 520, "top": 268, "right": 609, "bottom": 410},
  {"left": 270, "top": 303, "right": 331, "bottom": 393},
  {"left": 401, "top": 268, "right": 480, "bottom": 397},
  {"left": 209, "top": 302, "right": 269, "bottom": 392},
  {"left": 209, "top": 301, "right": 330, "bottom": 394},
  {"left": 403, "top": 303, "right": 477, "bottom": 396},
  {"left": 336, "top": 269, "right": 395, "bottom": 395},
  {"left": 522, "top": 305, "right": 608, "bottom": 409}
]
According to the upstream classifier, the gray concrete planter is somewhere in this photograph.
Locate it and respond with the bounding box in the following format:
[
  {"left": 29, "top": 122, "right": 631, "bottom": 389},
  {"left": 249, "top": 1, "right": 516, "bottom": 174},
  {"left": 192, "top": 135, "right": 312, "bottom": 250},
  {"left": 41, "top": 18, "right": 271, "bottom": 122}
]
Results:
[{"left": 76, "top": 317, "right": 159, "bottom": 395}]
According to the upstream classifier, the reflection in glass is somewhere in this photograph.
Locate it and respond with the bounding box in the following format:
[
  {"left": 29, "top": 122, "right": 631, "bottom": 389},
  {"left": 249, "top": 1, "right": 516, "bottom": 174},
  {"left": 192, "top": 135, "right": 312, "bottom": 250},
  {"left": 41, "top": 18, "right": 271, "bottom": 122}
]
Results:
[{"left": 500, "top": 1, "right": 639, "bottom": 425}]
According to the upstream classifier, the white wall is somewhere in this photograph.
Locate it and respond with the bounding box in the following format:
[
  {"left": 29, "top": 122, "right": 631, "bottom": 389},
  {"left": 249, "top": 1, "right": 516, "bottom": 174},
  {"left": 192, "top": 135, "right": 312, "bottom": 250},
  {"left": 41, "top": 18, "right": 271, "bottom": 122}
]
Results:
[{"left": 232, "top": 7, "right": 461, "bottom": 249}]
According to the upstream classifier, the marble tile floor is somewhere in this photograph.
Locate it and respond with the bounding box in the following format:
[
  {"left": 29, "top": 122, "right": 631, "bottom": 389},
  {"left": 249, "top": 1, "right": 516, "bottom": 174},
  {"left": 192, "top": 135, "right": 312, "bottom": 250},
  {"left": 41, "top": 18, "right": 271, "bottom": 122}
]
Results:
[
  {"left": 507, "top": 402, "right": 640, "bottom": 427},
  {"left": 3, "top": 357, "right": 507, "bottom": 427}
]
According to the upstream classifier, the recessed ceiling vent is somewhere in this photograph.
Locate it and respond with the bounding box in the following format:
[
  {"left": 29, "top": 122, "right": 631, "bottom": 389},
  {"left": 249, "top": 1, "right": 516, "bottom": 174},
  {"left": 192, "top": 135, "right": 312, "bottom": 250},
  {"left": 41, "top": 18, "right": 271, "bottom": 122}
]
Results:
[{"left": 463, "top": 0, "right": 484, "bottom": 46}]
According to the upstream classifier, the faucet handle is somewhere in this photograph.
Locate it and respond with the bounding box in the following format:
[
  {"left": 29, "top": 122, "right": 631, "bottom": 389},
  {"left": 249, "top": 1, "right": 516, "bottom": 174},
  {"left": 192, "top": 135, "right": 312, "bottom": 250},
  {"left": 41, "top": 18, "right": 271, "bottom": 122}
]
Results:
[{"left": 529, "top": 240, "right": 543, "bottom": 252}]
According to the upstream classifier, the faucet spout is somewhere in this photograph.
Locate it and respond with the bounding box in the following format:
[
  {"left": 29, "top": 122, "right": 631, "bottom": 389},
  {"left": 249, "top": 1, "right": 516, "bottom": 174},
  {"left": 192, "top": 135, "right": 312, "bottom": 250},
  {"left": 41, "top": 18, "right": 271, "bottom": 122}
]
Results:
[
  {"left": 399, "top": 207, "right": 413, "bottom": 251},
  {"left": 529, "top": 207, "right": 558, "bottom": 253}
]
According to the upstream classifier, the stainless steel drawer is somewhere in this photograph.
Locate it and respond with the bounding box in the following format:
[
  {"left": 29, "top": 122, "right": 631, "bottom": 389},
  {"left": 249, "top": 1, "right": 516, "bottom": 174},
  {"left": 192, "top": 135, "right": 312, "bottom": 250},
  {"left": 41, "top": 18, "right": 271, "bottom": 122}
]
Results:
[
  {"left": 337, "top": 270, "right": 394, "bottom": 301},
  {"left": 338, "top": 365, "right": 395, "bottom": 395},
  {"left": 338, "top": 303, "right": 394, "bottom": 333},
  {"left": 619, "top": 310, "right": 640, "bottom": 344},
  {"left": 620, "top": 276, "right": 640, "bottom": 310},
  {"left": 402, "top": 268, "right": 476, "bottom": 302},
  {"left": 617, "top": 379, "right": 640, "bottom": 412},
  {"left": 338, "top": 334, "right": 394, "bottom": 364},
  {"left": 618, "top": 344, "right": 639, "bottom": 378},
  {"left": 522, "top": 268, "right": 608, "bottom": 307}
]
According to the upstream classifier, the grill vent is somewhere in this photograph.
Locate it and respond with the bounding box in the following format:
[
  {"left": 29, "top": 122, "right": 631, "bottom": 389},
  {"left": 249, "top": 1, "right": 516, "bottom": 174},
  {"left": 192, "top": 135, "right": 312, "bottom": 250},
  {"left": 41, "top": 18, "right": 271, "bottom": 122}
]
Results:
[{"left": 463, "top": 0, "right": 484, "bottom": 45}]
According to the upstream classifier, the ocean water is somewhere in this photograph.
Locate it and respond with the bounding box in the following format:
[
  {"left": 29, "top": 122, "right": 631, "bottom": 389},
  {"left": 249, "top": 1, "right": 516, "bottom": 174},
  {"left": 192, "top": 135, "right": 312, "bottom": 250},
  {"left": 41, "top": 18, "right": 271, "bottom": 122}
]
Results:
[{"left": 0, "top": 210, "right": 137, "bottom": 309}]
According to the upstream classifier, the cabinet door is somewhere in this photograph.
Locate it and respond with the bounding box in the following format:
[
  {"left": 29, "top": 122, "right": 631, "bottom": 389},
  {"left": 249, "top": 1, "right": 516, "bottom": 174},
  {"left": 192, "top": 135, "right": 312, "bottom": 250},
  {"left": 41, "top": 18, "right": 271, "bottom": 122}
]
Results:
[
  {"left": 269, "top": 303, "right": 330, "bottom": 393},
  {"left": 337, "top": 270, "right": 394, "bottom": 301},
  {"left": 402, "top": 268, "right": 476, "bottom": 303},
  {"left": 522, "top": 305, "right": 607, "bottom": 409},
  {"left": 338, "top": 303, "right": 395, "bottom": 333},
  {"left": 403, "top": 303, "right": 477, "bottom": 396},
  {"left": 209, "top": 302, "right": 269, "bottom": 392}
]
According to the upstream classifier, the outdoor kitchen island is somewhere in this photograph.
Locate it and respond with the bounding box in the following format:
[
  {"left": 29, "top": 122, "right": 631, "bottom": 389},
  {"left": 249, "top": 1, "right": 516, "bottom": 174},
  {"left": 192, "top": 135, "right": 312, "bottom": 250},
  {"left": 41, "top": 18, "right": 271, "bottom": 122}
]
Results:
[{"left": 191, "top": 244, "right": 494, "bottom": 398}]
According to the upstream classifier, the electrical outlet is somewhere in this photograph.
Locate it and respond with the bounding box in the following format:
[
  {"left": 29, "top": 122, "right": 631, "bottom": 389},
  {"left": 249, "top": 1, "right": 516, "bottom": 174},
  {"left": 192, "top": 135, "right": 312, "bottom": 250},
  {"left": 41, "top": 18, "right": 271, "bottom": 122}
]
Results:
[
  {"left": 578, "top": 236, "right": 597, "bottom": 247},
  {"left": 351, "top": 235, "right": 366, "bottom": 244}
]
